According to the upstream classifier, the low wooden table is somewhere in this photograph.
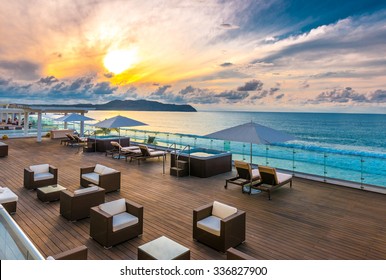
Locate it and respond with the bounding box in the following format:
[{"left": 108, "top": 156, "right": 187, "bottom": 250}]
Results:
[
  {"left": 138, "top": 236, "right": 190, "bottom": 260},
  {"left": 37, "top": 184, "right": 66, "bottom": 203}
]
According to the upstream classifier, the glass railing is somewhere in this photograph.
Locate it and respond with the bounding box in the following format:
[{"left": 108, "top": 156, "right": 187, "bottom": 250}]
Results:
[
  {"left": 0, "top": 205, "right": 44, "bottom": 260},
  {"left": 3, "top": 122, "right": 386, "bottom": 190}
]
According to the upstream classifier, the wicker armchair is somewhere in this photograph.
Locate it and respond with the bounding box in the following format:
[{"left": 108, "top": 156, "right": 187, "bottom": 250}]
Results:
[
  {"left": 60, "top": 186, "right": 105, "bottom": 221},
  {"left": 90, "top": 198, "right": 143, "bottom": 249},
  {"left": 193, "top": 201, "right": 246, "bottom": 252},
  {"left": 24, "top": 164, "right": 58, "bottom": 190},
  {"left": 80, "top": 164, "right": 121, "bottom": 193}
]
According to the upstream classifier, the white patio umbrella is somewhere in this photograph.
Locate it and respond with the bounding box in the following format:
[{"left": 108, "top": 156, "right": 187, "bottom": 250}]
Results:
[
  {"left": 205, "top": 121, "right": 295, "bottom": 164},
  {"left": 55, "top": 113, "right": 95, "bottom": 136}
]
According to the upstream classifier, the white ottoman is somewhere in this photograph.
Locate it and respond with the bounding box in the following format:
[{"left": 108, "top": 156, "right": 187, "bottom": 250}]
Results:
[{"left": 0, "top": 187, "right": 18, "bottom": 214}]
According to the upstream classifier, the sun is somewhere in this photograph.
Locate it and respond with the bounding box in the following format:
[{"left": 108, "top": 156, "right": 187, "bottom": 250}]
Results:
[{"left": 103, "top": 49, "right": 138, "bottom": 74}]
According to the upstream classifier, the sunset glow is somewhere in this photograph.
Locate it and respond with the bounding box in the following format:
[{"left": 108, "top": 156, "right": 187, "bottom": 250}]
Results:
[{"left": 103, "top": 49, "right": 138, "bottom": 74}]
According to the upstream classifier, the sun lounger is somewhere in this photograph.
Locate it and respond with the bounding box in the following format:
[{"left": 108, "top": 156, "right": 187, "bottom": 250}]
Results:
[
  {"left": 225, "top": 161, "right": 261, "bottom": 192},
  {"left": 254, "top": 166, "right": 293, "bottom": 200}
]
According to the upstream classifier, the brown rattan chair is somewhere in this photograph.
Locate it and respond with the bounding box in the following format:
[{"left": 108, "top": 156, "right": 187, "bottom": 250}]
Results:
[
  {"left": 254, "top": 166, "right": 293, "bottom": 200},
  {"left": 23, "top": 164, "right": 58, "bottom": 190},
  {"left": 225, "top": 160, "right": 261, "bottom": 193},
  {"left": 60, "top": 185, "right": 105, "bottom": 221},
  {"left": 90, "top": 198, "right": 143, "bottom": 249},
  {"left": 193, "top": 201, "right": 246, "bottom": 252},
  {"left": 47, "top": 245, "right": 88, "bottom": 260},
  {"left": 80, "top": 164, "right": 121, "bottom": 193}
]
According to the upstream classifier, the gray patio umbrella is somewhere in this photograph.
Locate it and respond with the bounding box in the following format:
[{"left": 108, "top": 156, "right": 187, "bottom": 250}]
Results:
[
  {"left": 205, "top": 121, "right": 295, "bottom": 164},
  {"left": 94, "top": 115, "right": 147, "bottom": 145},
  {"left": 55, "top": 113, "right": 95, "bottom": 136}
]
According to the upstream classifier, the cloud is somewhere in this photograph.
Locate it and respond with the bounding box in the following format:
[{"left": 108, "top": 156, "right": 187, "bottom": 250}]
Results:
[
  {"left": 369, "top": 90, "right": 386, "bottom": 103},
  {"left": 219, "top": 23, "right": 239, "bottom": 30},
  {"left": 198, "top": 69, "right": 251, "bottom": 81},
  {"left": 104, "top": 72, "right": 114, "bottom": 78},
  {"left": 0, "top": 60, "right": 41, "bottom": 80},
  {"left": 275, "top": 93, "right": 285, "bottom": 100},
  {"left": 216, "top": 90, "right": 249, "bottom": 103},
  {"left": 0, "top": 77, "right": 11, "bottom": 86},
  {"left": 93, "top": 82, "right": 118, "bottom": 95},
  {"left": 149, "top": 85, "right": 172, "bottom": 97},
  {"left": 237, "top": 79, "right": 264, "bottom": 91},
  {"left": 38, "top": 76, "right": 59, "bottom": 85},
  {"left": 220, "top": 62, "right": 233, "bottom": 67},
  {"left": 311, "top": 87, "right": 368, "bottom": 104}
]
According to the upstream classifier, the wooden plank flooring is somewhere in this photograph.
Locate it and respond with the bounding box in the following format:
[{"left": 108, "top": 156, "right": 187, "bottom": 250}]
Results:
[{"left": 1, "top": 137, "right": 386, "bottom": 260}]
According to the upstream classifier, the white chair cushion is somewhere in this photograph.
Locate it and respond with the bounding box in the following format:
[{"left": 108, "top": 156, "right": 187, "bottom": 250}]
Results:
[
  {"left": 46, "top": 256, "right": 55, "bottom": 260},
  {"left": 212, "top": 201, "right": 237, "bottom": 220},
  {"left": 94, "top": 164, "right": 106, "bottom": 174},
  {"left": 0, "top": 187, "right": 18, "bottom": 203},
  {"left": 121, "top": 146, "right": 139, "bottom": 151},
  {"left": 73, "top": 186, "right": 99, "bottom": 196},
  {"left": 99, "top": 198, "right": 126, "bottom": 216},
  {"left": 112, "top": 212, "right": 138, "bottom": 232},
  {"left": 149, "top": 151, "right": 165, "bottom": 156},
  {"left": 197, "top": 215, "right": 221, "bottom": 236},
  {"left": 251, "top": 168, "right": 260, "bottom": 179},
  {"left": 81, "top": 173, "right": 99, "bottom": 185},
  {"left": 30, "top": 164, "right": 49, "bottom": 174},
  {"left": 277, "top": 172, "right": 292, "bottom": 184},
  {"left": 101, "top": 167, "right": 116, "bottom": 175},
  {"left": 34, "top": 172, "right": 54, "bottom": 181}
]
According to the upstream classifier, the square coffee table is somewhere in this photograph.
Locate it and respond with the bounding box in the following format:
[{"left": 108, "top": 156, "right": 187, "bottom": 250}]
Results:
[
  {"left": 138, "top": 236, "right": 190, "bottom": 260},
  {"left": 37, "top": 184, "right": 66, "bottom": 203}
]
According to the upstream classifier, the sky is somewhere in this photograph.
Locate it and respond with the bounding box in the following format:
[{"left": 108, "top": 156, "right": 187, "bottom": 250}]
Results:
[{"left": 1, "top": 0, "right": 386, "bottom": 113}]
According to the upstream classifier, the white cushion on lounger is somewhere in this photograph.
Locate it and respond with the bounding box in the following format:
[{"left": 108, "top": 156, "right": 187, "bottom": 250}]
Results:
[
  {"left": 277, "top": 172, "right": 292, "bottom": 184},
  {"left": 149, "top": 151, "right": 165, "bottom": 156},
  {"left": 212, "top": 201, "right": 237, "bottom": 220},
  {"left": 73, "top": 186, "right": 99, "bottom": 196},
  {"left": 94, "top": 164, "right": 106, "bottom": 174},
  {"left": 46, "top": 256, "right": 55, "bottom": 260},
  {"left": 99, "top": 198, "right": 126, "bottom": 216},
  {"left": 121, "top": 146, "right": 139, "bottom": 151},
  {"left": 251, "top": 168, "right": 260, "bottom": 179},
  {"left": 34, "top": 173, "right": 54, "bottom": 181},
  {"left": 101, "top": 167, "right": 116, "bottom": 175},
  {"left": 112, "top": 212, "right": 138, "bottom": 232},
  {"left": 197, "top": 215, "right": 221, "bottom": 236},
  {"left": 81, "top": 173, "right": 99, "bottom": 185},
  {"left": 30, "top": 164, "right": 49, "bottom": 174}
]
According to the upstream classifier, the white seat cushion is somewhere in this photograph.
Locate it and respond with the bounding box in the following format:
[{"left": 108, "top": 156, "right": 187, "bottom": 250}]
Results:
[
  {"left": 34, "top": 172, "right": 54, "bottom": 181},
  {"left": 112, "top": 212, "right": 138, "bottom": 232},
  {"left": 101, "top": 167, "right": 117, "bottom": 175},
  {"left": 73, "top": 186, "right": 99, "bottom": 196},
  {"left": 94, "top": 164, "right": 106, "bottom": 174},
  {"left": 197, "top": 215, "right": 221, "bottom": 236},
  {"left": 0, "top": 187, "right": 18, "bottom": 203},
  {"left": 30, "top": 164, "right": 49, "bottom": 174},
  {"left": 277, "top": 172, "right": 292, "bottom": 184},
  {"left": 212, "top": 201, "right": 237, "bottom": 219},
  {"left": 81, "top": 172, "right": 99, "bottom": 185},
  {"left": 121, "top": 146, "right": 139, "bottom": 151},
  {"left": 99, "top": 198, "right": 126, "bottom": 216},
  {"left": 251, "top": 168, "right": 260, "bottom": 179},
  {"left": 149, "top": 151, "right": 165, "bottom": 156}
]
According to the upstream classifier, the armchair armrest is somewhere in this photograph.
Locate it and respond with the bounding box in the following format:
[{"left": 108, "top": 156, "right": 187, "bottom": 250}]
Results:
[
  {"left": 193, "top": 203, "right": 213, "bottom": 223},
  {"left": 52, "top": 245, "right": 88, "bottom": 260},
  {"left": 90, "top": 206, "right": 114, "bottom": 243},
  {"left": 125, "top": 200, "right": 143, "bottom": 218},
  {"left": 49, "top": 165, "right": 58, "bottom": 178},
  {"left": 99, "top": 171, "right": 121, "bottom": 191},
  {"left": 80, "top": 166, "right": 95, "bottom": 175},
  {"left": 23, "top": 168, "right": 34, "bottom": 188},
  {"left": 221, "top": 209, "right": 246, "bottom": 241}
]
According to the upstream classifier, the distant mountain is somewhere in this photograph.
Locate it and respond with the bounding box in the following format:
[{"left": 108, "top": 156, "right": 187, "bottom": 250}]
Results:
[{"left": 28, "top": 99, "right": 197, "bottom": 112}]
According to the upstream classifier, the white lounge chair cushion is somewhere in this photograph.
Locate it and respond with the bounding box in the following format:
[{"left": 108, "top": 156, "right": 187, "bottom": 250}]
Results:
[
  {"left": 30, "top": 164, "right": 50, "bottom": 174},
  {"left": 73, "top": 186, "right": 99, "bottom": 196},
  {"left": 121, "top": 146, "right": 139, "bottom": 151},
  {"left": 197, "top": 215, "right": 221, "bottom": 236},
  {"left": 0, "top": 187, "right": 18, "bottom": 203},
  {"left": 251, "top": 168, "right": 260, "bottom": 179},
  {"left": 99, "top": 198, "right": 126, "bottom": 216},
  {"left": 34, "top": 172, "right": 54, "bottom": 181},
  {"left": 81, "top": 173, "right": 99, "bottom": 185},
  {"left": 101, "top": 167, "right": 116, "bottom": 175},
  {"left": 277, "top": 172, "right": 292, "bottom": 184},
  {"left": 46, "top": 256, "right": 55, "bottom": 260},
  {"left": 149, "top": 151, "right": 165, "bottom": 156},
  {"left": 212, "top": 201, "right": 237, "bottom": 220},
  {"left": 112, "top": 212, "right": 138, "bottom": 232},
  {"left": 94, "top": 164, "right": 106, "bottom": 174}
]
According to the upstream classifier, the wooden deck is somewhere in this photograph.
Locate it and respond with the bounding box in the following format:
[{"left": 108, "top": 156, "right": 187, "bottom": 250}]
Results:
[{"left": 1, "top": 137, "right": 386, "bottom": 260}]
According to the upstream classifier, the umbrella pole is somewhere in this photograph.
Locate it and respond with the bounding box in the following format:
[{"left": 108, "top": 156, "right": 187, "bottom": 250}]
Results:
[{"left": 250, "top": 142, "right": 252, "bottom": 165}]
